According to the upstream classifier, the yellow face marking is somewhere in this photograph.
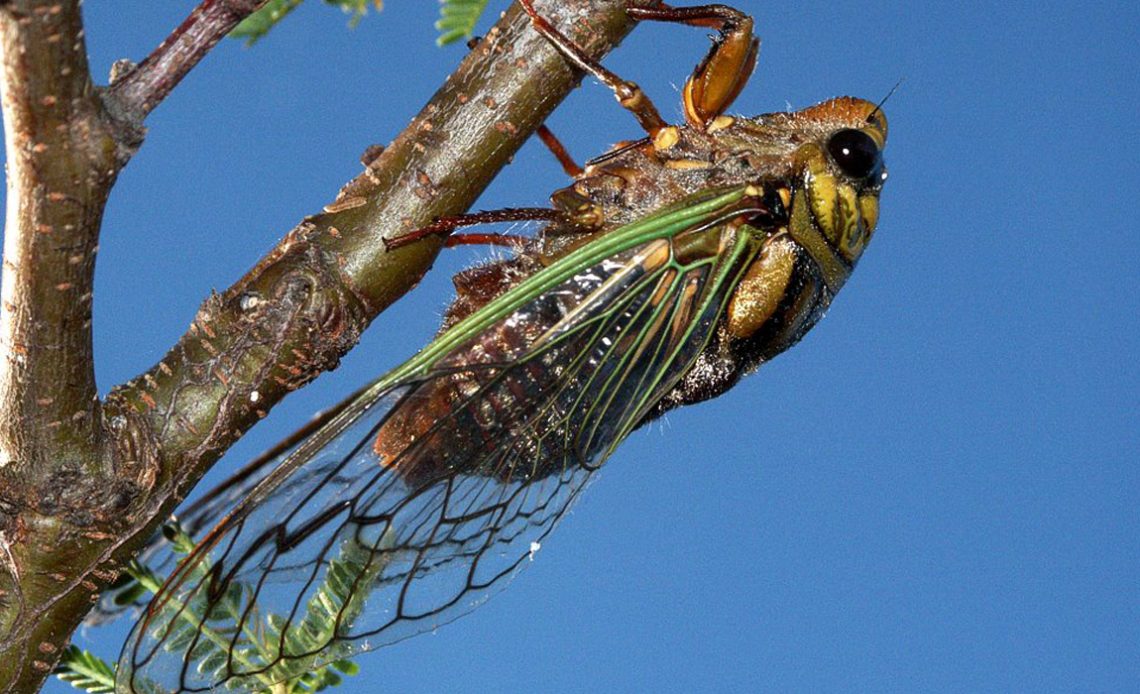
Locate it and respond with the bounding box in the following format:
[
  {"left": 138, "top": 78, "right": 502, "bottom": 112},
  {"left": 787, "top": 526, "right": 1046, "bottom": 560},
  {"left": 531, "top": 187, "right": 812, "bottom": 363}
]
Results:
[
  {"left": 836, "top": 184, "right": 862, "bottom": 259},
  {"left": 798, "top": 142, "right": 878, "bottom": 266},
  {"left": 790, "top": 184, "right": 849, "bottom": 293},
  {"left": 859, "top": 195, "right": 879, "bottom": 235},
  {"left": 805, "top": 153, "right": 838, "bottom": 232},
  {"left": 572, "top": 202, "right": 605, "bottom": 228}
]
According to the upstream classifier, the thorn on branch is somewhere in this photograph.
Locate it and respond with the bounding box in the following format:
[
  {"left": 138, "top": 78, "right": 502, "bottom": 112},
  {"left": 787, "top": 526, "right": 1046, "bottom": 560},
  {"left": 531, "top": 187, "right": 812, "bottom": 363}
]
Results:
[{"left": 108, "top": 59, "right": 137, "bottom": 85}]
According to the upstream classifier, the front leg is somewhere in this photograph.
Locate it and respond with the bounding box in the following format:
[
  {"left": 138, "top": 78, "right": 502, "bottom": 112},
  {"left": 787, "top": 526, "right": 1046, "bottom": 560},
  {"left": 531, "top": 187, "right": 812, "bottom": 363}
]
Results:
[
  {"left": 627, "top": 3, "right": 759, "bottom": 127},
  {"left": 520, "top": 1, "right": 759, "bottom": 133},
  {"left": 519, "top": 0, "right": 669, "bottom": 135}
]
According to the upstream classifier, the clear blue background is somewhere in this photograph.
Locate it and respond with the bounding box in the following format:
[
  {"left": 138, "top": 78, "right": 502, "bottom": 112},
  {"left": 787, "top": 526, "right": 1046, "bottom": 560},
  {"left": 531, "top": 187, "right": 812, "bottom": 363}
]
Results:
[{"left": 17, "top": 1, "right": 1137, "bottom": 692}]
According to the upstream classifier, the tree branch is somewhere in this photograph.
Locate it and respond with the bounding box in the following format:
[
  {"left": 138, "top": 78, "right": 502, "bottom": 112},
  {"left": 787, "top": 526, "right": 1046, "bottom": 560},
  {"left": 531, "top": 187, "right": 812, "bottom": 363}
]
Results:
[
  {"left": 0, "top": 0, "right": 122, "bottom": 689},
  {"left": 0, "top": 0, "right": 111, "bottom": 476},
  {"left": 107, "top": 0, "right": 268, "bottom": 119},
  {"left": 0, "top": 1, "right": 653, "bottom": 690},
  {"left": 109, "top": 0, "right": 652, "bottom": 500}
]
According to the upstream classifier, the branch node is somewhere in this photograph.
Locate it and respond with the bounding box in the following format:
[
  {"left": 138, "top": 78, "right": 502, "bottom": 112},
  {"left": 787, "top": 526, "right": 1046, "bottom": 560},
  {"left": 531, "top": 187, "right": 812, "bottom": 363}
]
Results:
[{"left": 108, "top": 58, "right": 136, "bottom": 85}]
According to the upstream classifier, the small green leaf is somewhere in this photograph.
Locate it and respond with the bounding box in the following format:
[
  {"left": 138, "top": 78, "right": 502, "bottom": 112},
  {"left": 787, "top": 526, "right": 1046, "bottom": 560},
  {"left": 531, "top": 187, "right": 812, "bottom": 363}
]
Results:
[
  {"left": 111, "top": 581, "right": 148, "bottom": 607},
  {"left": 435, "top": 0, "right": 491, "bottom": 46},
  {"left": 231, "top": 0, "right": 307, "bottom": 45},
  {"left": 163, "top": 624, "right": 194, "bottom": 652},
  {"left": 54, "top": 646, "right": 116, "bottom": 694},
  {"left": 162, "top": 520, "right": 198, "bottom": 555},
  {"left": 196, "top": 648, "right": 229, "bottom": 678},
  {"left": 331, "top": 658, "right": 360, "bottom": 675},
  {"left": 230, "top": 0, "right": 383, "bottom": 46}
]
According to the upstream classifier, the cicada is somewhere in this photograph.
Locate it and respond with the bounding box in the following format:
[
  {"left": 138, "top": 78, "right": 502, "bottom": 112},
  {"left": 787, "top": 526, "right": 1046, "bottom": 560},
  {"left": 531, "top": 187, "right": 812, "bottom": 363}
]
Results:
[{"left": 116, "top": 1, "right": 889, "bottom": 691}]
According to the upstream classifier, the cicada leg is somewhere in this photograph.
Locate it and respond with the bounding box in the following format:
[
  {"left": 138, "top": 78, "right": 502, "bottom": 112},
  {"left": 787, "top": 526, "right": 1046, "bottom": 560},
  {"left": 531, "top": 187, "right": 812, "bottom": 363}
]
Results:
[
  {"left": 443, "top": 232, "right": 530, "bottom": 249},
  {"left": 519, "top": 1, "right": 758, "bottom": 132},
  {"left": 384, "top": 208, "right": 564, "bottom": 250},
  {"left": 519, "top": 0, "right": 667, "bottom": 135},
  {"left": 536, "top": 124, "right": 584, "bottom": 178},
  {"left": 626, "top": 3, "right": 758, "bottom": 127}
]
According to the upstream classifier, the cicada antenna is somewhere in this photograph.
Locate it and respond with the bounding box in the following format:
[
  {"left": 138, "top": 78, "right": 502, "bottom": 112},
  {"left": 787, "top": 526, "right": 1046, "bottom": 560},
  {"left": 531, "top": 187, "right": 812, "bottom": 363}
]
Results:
[{"left": 867, "top": 77, "right": 905, "bottom": 124}]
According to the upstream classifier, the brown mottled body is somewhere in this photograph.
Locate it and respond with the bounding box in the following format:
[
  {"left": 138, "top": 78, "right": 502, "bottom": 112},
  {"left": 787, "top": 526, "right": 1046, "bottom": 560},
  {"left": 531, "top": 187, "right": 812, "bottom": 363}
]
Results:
[
  {"left": 373, "top": 270, "right": 571, "bottom": 487},
  {"left": 375, "top": 4, "right": 889, "bottom": 483}
]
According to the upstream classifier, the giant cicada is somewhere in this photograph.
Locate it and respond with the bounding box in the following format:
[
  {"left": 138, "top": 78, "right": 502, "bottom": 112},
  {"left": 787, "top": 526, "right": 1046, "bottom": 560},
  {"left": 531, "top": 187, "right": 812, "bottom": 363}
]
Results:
[{"left": 115, "top": 1, "right": 889, "bottom": 691}]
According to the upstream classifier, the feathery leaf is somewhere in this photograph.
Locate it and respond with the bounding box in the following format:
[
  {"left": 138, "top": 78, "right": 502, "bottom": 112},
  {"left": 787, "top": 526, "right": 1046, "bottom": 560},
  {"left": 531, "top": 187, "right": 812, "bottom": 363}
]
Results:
[{"left": 435, "top": 0, "right": 491, "bottom": 46}]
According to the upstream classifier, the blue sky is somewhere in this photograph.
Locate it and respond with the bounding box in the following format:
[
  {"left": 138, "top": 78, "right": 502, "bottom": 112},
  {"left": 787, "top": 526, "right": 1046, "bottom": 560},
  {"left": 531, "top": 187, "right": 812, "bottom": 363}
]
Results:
[{"left": 21, "top": 1, "right": 1138, "bottom": 692}]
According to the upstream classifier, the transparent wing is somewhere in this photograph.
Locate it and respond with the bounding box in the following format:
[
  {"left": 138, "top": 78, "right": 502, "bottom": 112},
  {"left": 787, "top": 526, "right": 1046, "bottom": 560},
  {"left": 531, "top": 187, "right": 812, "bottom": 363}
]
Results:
[
  {"left": 87, "top": 398, "right": 358, "bottom": 628},
  {"left": 118, "top": 192, "right": 759, "bottom": 694}
]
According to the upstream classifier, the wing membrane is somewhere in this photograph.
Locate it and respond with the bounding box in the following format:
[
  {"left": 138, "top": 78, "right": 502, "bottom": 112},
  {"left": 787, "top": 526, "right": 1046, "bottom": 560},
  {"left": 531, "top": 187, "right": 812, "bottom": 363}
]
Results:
[
  {"left": 87, "top": 397, "right": 362, "bottom": 627},
  {"left": 118, "top": 189, "right": 759, "bottom": 693}
]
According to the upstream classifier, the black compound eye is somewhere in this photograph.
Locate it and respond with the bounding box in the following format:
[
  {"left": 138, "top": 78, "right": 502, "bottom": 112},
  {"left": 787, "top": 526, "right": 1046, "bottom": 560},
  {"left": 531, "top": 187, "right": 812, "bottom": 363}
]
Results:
[{"left": 826, "top": 128, "right": 882, "bottom": 180}]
